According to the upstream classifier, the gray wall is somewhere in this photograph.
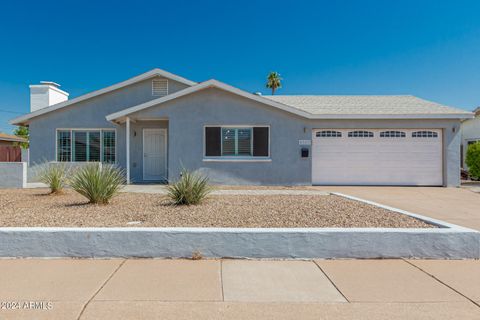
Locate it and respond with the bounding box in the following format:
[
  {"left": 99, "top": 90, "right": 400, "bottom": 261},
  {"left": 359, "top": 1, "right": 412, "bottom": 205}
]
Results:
[
  {"left": 27, "top": 80, "right": 462, "bottom": 186},
  {"left": 28, "top": 77, "right": 189, "bottom": 169},
  {"left": 131, "top": 88, "right": 462, "bottom": 186},
  {"left": 0, "top": 162, "right": 27, "bottom": 188}
]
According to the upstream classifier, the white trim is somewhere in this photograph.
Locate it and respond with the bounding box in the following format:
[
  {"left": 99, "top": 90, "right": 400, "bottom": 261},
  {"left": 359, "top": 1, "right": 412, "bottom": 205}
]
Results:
[
  {"left": 142, "top": 128, "right": 168, "bottom": 181},
  {"left": 126, "top": 118, "right": 131, "bottom": 184},
  {"left": 10, "top": 68, "right": 197, "bottom": 125}
]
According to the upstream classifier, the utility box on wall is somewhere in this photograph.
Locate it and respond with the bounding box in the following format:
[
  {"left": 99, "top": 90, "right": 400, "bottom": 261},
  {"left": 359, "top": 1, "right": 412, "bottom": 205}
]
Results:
[{"left": 301, "top": 147, "right": 309, "bottom": 158}]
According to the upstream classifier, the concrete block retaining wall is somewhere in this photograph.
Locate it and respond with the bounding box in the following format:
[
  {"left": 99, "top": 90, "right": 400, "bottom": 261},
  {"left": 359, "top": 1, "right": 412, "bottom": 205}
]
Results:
[
  {"left": 0, "top": 225, "right": 477, "bottom": 259},
  {"left": 0, "top": 193, "right": 477, "bottom": 259},
  {"left": 0, "top": 162, "right": 27, "bottom": 188}
]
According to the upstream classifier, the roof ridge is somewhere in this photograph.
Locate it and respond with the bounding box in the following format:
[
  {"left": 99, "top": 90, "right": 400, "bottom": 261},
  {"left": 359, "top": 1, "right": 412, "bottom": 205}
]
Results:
[{"left": 264, "top": 94, "right": 414, "bottom": 97}]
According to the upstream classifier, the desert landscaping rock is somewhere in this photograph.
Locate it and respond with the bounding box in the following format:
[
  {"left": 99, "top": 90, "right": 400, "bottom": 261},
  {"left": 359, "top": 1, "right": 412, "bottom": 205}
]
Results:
[{"left": 0, "top": 188, "right": 434, "bottom": 228}]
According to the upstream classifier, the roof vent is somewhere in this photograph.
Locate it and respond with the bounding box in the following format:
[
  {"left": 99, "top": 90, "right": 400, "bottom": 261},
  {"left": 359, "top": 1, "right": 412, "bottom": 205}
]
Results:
[{"left": 29, "top": 81, "right": 69, "bottom": 112}]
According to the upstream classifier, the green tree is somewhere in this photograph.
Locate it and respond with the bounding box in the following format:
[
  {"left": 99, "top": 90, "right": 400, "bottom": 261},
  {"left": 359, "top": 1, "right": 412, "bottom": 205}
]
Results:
[
  {"left": 12, "top": 126, "right": 29, "bottom": 149},
  {"left": 13, "top": 126, "right": 29, "bottom": 149},
  {"left": 266, "top": 72, "right": 282, "bottom": 95},
  {"left": 466, "top": 141, "right": 480, "bottom": 179}
]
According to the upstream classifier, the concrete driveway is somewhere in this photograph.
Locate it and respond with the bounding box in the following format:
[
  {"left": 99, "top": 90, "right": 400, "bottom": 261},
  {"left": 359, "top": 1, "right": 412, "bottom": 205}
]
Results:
[
  {"left": 314, "top": 186, "right": 480, "bottom": 230},
  {"left": 0, "top": 258, "right": 479, "bottom": 319}
]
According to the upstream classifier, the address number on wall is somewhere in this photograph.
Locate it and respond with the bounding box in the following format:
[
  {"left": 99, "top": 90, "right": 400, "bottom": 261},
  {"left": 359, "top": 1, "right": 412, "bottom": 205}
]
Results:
[{"left": 299, "top": 140, "right": 311, "bottom": 146}]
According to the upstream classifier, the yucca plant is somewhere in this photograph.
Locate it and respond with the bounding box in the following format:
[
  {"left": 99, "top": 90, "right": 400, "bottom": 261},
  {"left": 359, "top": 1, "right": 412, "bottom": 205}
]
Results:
[
  {"left": 36, "top": 162, "right": 70, "bottom": 194},
  {"left": 70, "top": 163, "right": 125, "bottom": 204},
  {"left": 166, "top": 169, "right": 212, "bottom": 205}
]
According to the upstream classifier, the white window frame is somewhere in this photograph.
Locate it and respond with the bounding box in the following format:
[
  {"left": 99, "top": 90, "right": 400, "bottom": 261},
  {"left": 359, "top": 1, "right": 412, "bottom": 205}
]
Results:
[
  {"left": 55, "top": 128, "right": 117, "bottom": 163},
  {"left": 203, "top": 125, "right": 271, "bottom": 162}
]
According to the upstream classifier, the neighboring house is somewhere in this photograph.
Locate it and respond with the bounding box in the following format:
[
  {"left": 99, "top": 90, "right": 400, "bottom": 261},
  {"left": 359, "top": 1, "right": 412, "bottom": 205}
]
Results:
[
  {"left": 10, "top": 69, "right": 473, "bottom": 186},
  {"left": 461, "top": 107, "right": 480, "bottom": 168},
  {"left": 0, "top": 133, "right": 27, "bottom": 146},
  {"left": 0, "top": 133, "right": 27, "bottom": 162}
]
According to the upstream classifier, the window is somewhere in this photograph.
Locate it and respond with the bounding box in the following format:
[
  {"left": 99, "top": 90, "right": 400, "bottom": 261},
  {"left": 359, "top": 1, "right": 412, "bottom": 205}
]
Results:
[
  {"left": 152, "top": 79, "right": 168, "bottom": 97},
  {"left": 380, "top": 131, "right": 406, "bottom": 138},
  {"left": 348, "top": 130, "right": 374, "bottom": 138},
  {"left": 103, "top": 131, "right": 116, "bottom": 163},
  {"left": 412, "top": 131, "right": 438, "bottom": 138},
  {"left": 316, "top": 130, "right": 342, "bottom": 137},
  {"left": 57, "top": 131, "right": 71, "bottom": 161},
  {"left": 57, "top": 130, "right": 116, "bottom": 163},
  {"left": 222, "top": 128, "right": 252, "bottom": 156},
  {"left": 205, "top": 126, "right": 269, "bottom": 158}
]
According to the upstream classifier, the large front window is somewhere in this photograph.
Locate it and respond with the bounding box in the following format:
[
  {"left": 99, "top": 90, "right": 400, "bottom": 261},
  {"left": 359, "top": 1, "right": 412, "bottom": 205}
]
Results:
[
  {"left": 205, "top": 126, "right": 269, "bottom": 158},
  {"left": 56, "top": 129, "right": 116, "bottom": 163}
]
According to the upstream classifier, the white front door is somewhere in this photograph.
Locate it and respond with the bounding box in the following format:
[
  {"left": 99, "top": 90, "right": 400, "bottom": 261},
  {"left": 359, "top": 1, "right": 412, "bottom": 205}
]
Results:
[
  {"left": 143, "top": 128, "right": 167, "bottom": 181},
  {"left": 312, "top": 128, "right": 443, "bottom": 186}
]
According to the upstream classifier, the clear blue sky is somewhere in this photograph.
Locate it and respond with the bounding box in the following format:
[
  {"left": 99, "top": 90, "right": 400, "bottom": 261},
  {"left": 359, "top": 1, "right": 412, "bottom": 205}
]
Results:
[{"left": 1, "top": 0, "right": 480, "bottom": 133}]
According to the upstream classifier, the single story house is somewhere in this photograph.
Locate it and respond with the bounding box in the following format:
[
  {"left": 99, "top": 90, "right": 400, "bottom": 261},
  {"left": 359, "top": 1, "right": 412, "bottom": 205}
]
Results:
[
  {"left": 461, "top": 107, "right": 480, "bottom": 168},
  {"left": 10, "top": 69, "right": 473, "bottom": 186}
]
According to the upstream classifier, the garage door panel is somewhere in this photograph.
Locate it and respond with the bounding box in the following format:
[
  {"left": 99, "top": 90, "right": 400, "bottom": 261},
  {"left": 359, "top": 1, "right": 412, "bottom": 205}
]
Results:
[{"left": 312, "top": 129, "right": 443, "bottom": 186}]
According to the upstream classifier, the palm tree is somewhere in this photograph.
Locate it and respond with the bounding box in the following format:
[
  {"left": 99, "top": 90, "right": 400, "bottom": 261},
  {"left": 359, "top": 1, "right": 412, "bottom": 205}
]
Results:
[{"left": 266, "top": 72, "right": 282, "bottom": 95}]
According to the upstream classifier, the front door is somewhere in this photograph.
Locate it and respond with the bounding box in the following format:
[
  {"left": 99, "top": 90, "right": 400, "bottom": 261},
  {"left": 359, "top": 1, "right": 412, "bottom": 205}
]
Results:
[{"left": 143, "top": 128, "right": 167, "bottom": 181}]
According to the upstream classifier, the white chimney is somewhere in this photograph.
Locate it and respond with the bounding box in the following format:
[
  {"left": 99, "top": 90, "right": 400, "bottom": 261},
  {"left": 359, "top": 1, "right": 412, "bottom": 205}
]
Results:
[{"left": 29, "top": 81, "right": 69, "bottom": 112}]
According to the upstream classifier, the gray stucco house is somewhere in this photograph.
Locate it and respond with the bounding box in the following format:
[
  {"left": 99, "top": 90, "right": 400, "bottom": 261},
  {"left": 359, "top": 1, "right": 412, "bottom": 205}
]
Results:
[{"left": 11, "top": 68, "right": 473, "bottom": 186}]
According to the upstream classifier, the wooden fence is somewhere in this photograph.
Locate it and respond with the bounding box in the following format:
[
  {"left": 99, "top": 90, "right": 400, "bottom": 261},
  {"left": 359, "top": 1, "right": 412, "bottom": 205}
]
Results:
[{"left": 0, "top": 146, "right": 22, "bottom": 162}]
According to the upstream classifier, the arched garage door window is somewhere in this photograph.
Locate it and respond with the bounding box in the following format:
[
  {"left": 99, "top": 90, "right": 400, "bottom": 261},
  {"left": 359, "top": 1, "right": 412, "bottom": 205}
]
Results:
[
  {"left": 316, "top": 130, "right": 342, "bottom": 137},
  {"left": 412, "top": 131, "right": 438, "bottom": 138},
  {"left": 380, "top": 131, "right": 406, "bottom": 138},
  {"left": 348, "top": 130, "right": 374, "bottom": 138}
]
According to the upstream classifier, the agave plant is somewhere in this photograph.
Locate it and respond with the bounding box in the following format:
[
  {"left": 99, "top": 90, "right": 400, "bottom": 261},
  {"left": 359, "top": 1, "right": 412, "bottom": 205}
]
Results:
[
  {"left": 70, "top": 163, "right": 125, "bottom": 204},
  {"left": 36, "top": 162, "right": 70, "bottom": 194},
  {"left": 166, "top": 169, "right": 212, "bottom": 205}
]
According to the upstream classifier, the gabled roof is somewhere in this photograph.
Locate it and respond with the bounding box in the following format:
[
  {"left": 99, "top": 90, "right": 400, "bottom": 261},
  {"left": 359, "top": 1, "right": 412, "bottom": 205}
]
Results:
[
  {"left": 0, "top": 133, "right": 28, "bottom": 143},
  {"left": 106, "top": 79, "right": 313, "bottom": 122},
  {"left": 264, "top": 95, "right": 472, "bottom": 118},
  {"left": 107, "top": 82, "right": 473, "bottom": 121},
  {"left": 10, "top": 68, "right": 197, "bottom": 126}
]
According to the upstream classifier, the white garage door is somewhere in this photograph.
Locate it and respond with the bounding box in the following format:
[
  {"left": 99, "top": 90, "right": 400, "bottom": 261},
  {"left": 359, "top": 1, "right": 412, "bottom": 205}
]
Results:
[{"left": 312, "top": 129, "right": 443, "bottom": 186}]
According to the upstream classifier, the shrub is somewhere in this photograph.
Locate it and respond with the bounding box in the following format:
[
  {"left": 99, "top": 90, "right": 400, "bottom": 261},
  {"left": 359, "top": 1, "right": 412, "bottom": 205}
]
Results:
[
  {"left": 70, "top": 164, "right": 125, "bottom": 204},
  {"left": 166, "top": 169, "right": 212, "bottom": 205},
  {"left": 466, "top": 141, "right": 480, "bottom": 180},
  {"left": 36, "top": 162, "right": 70, "bottom": 194}
]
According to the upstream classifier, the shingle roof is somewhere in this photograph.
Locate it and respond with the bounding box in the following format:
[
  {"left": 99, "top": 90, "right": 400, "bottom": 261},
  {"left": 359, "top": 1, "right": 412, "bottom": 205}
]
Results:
[{"left": 263, "top": 95, "right": 471, "bottom": 116}]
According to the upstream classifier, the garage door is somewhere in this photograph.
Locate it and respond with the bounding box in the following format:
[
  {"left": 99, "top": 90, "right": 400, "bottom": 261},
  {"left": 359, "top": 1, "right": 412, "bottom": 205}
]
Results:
[{"left": 312, "top": 129, "right": 443, "bottom": 186}]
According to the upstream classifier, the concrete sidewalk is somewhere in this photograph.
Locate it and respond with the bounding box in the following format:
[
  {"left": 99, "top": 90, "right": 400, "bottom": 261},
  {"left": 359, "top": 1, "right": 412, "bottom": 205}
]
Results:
[{"left": 0, "top": 259, "right": 478, "bottom": 319}]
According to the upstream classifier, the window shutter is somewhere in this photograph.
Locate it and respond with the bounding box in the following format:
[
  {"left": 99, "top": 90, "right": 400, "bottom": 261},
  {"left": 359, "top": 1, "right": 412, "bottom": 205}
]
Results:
[
  {"left": 253, "top": 127, "right": 269, "bottom": 157},
  {"left": 205, "top": 127, "right": 221, "bottom": 156}
]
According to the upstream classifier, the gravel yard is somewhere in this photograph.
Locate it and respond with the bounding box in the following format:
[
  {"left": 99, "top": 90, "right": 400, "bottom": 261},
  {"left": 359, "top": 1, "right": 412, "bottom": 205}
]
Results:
[{"left": 0, "top": 189, "right": 434, "bottom": 228}]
